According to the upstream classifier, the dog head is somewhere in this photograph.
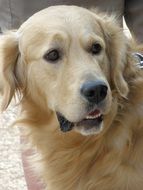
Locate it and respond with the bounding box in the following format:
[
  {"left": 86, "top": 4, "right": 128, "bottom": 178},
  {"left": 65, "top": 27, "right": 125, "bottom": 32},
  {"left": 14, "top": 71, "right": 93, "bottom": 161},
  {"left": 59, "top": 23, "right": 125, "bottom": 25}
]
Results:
[{"left": 0, "top": 6, "right": 130, "bottom": 135}]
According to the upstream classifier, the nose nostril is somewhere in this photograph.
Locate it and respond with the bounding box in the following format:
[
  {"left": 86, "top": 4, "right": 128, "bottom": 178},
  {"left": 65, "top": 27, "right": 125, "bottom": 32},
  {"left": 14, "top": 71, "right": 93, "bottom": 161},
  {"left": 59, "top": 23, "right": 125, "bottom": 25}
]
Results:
[
  {"left": 100, "top": 85, "right": 108, "bottom": 99},
  {"left": 85, "top": 89, "right": 95, "bottom": 97}
]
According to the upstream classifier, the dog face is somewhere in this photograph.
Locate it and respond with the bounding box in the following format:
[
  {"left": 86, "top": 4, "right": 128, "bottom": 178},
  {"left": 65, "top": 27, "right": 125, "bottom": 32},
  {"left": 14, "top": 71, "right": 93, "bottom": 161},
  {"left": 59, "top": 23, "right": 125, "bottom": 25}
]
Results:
[{"left": 0, "top": 6, "right": 129, "bottom": 135}]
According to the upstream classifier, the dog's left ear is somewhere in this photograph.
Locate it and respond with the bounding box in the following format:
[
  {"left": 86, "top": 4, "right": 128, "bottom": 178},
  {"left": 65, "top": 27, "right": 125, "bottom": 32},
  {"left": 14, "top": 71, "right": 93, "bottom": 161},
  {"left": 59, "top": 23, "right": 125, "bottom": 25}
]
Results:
[
  {"left": 0, "top": 32, "right": 20, "bottom": 110},
  {"left": 97, "top": 15, "right": 129, "bottom": 98}
]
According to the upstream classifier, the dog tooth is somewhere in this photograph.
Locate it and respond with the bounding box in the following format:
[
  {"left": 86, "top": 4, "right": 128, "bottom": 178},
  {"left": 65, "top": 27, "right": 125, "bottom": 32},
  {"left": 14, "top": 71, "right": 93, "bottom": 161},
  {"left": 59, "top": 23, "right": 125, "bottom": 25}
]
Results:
[
  {"left": 97, "top": 114, "right": 101, "bottom": 118},
  {"left": 85, "top": 116, "right": 93, "bottom": 119},
  {"left": 85, "top": 113, "right": 101, "bottom": 120}
]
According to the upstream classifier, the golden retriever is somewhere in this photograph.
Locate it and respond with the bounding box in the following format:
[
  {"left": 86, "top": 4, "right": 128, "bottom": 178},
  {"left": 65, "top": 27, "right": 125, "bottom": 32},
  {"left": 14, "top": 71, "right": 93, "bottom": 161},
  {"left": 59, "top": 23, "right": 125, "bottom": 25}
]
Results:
[{"left": 1, "top": 5, "right": 143, "bottom": 190}]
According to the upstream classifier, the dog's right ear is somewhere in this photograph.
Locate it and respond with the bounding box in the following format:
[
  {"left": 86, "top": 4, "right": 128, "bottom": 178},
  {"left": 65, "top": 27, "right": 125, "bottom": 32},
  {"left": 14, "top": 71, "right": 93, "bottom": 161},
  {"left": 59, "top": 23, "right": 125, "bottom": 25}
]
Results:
[{"left": 0, "top": 32, "right": 20, "bottom": 110}]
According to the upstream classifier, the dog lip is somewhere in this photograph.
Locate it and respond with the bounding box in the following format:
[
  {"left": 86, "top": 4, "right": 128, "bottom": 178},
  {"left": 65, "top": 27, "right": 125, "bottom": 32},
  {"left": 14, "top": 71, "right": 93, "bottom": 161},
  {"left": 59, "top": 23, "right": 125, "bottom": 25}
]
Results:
[
  {"left": 56, "top": 109, "right": 103, "bottom": 133},
  {"left": 56, "top": 112, "right": 74, "bottom": 132},
  {"left": 76, "top": 112, "right": 103, "bottom": 129}
]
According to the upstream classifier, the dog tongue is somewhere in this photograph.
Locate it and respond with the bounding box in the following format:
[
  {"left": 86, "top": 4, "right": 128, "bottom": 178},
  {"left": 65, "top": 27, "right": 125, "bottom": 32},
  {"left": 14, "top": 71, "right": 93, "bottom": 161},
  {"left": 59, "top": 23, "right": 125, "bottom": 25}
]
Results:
[{"left": 88, "top": 109, "right": 100, "bottom": 117}]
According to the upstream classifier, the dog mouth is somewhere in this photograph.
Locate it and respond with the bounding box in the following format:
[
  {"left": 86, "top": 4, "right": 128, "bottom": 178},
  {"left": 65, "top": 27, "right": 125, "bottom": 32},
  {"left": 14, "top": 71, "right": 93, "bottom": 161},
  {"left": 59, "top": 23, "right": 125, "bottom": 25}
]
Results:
[{"left": 56, "top": 109, "right": 103, "bottom": 133}]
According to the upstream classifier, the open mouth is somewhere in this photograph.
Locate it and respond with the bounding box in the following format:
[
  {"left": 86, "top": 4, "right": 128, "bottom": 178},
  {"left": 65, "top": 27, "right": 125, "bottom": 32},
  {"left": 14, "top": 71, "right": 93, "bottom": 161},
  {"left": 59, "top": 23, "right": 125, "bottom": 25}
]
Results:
[{"left": 56, "top": 109, "right": 103, "bottom": 133}]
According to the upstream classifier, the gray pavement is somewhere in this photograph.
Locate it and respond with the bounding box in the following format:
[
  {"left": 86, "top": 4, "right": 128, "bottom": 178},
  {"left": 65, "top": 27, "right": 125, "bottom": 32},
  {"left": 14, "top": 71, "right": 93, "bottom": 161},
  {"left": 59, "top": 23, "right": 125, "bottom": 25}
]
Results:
[{"left": 0, "top": 98, "right": 27, "bottom": 190}]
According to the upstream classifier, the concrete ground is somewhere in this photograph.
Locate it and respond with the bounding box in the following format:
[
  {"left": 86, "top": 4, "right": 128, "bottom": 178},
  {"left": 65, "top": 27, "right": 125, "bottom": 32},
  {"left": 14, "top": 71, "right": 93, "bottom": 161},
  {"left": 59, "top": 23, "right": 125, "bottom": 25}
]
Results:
[{"left": 0, "top": 98, "right": 27, "bottom": 190}]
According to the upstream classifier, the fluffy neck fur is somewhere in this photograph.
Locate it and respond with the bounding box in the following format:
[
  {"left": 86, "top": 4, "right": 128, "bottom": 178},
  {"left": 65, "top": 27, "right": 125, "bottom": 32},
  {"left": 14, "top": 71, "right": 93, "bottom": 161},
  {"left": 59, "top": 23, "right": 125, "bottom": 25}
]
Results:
[{"left": 20, "top": 68, "right": 143, "bottom": 190}]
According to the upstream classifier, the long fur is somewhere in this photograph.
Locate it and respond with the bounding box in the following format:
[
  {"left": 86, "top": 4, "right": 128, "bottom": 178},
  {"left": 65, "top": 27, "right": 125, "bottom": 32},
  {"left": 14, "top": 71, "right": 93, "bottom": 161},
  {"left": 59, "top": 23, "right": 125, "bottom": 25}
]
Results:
[{"left": 1, "top": 5, "right": 143, "bottom": 190}]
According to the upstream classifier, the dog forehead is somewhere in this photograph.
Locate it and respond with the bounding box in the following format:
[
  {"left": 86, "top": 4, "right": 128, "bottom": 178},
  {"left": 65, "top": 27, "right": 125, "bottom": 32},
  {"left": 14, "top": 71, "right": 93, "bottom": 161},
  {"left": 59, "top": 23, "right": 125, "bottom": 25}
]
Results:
[
  {"left": 18, "top": 5, "right": 99, "bottom": 35},
  {"left": 17, "top": 5, "right": 104, "bottom": 52}
]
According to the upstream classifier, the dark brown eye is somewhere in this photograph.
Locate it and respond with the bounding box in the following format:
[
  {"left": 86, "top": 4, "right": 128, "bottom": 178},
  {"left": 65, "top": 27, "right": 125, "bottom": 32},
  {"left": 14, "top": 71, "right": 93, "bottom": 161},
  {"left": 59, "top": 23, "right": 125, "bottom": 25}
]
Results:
[
  {"left": 44, "top": 49, "right": 60, "bottom": 63},
  {"left": 91, "top": 43, "right": 102, "bottom": 55}
]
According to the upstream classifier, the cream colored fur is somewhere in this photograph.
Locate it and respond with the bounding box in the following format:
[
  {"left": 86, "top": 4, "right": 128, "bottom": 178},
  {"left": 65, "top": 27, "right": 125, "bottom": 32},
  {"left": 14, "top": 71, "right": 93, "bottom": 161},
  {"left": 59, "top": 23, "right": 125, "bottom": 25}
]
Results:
[{"left": 1, "top": 5, "right": 143, "bottom": 190}]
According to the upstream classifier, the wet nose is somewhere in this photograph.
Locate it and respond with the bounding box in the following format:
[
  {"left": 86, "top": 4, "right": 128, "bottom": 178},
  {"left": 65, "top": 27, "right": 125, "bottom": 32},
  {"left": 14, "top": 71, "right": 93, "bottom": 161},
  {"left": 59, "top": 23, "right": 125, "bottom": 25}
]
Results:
[{"left": 80, "top": 81, "right": 108, "bottom": 104}]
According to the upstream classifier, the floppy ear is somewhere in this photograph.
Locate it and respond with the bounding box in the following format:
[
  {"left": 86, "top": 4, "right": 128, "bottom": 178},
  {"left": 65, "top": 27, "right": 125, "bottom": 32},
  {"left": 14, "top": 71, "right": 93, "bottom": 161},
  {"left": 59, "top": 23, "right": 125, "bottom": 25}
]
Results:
[
  {"left": 98, "top": 15, "right": 129, "bottom": 98},
  {"left": 0, "top": 32, "right": 20, "bottom": 110}
]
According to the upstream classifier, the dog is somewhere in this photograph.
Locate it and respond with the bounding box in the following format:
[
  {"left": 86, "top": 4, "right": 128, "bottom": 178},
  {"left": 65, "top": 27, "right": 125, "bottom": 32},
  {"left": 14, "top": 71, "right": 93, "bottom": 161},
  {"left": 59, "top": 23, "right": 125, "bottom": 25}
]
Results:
[{"left": 1, "top": 5, "right": 143, "bottom": 190}]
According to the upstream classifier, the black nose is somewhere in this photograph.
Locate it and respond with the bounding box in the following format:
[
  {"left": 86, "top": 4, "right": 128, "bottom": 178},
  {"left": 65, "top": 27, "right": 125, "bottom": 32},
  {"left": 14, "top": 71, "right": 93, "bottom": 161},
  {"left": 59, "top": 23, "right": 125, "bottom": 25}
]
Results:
[{"left": 81, "top": 81, "right": 108, "bottom": 104}]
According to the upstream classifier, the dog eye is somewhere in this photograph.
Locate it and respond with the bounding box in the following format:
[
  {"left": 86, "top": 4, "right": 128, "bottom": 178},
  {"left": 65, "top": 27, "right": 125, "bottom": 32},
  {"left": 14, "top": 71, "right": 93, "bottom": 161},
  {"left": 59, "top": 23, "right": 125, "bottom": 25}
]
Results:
[
  {"left": 91, "top": 43, "right": 102, "bottom": 55},
  {"left": 44, "top": 49, "right": 60, "bottom": 63}
]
